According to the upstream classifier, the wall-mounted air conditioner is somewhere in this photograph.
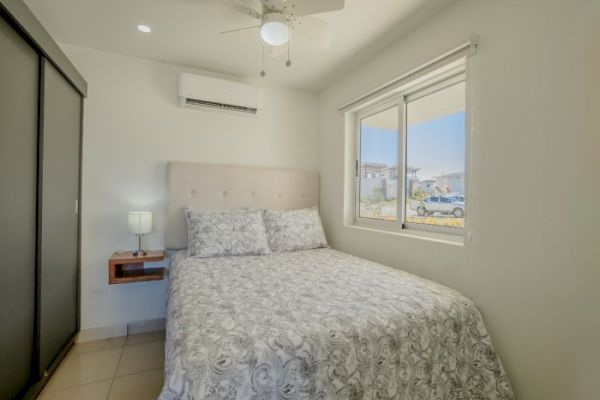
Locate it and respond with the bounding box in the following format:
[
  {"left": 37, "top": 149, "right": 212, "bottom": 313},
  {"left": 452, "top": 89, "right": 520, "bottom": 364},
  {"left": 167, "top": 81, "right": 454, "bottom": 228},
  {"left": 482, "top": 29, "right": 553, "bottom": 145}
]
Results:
[{"left": 178, "top": 73, "right": 263, "bottom": 116}]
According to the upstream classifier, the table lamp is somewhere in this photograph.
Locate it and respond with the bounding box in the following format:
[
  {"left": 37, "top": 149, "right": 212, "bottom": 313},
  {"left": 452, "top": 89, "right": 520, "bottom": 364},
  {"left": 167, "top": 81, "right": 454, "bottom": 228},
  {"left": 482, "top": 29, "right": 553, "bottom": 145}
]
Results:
[{"left": 128, "top": 211, "right": 152, "bottom": 256}]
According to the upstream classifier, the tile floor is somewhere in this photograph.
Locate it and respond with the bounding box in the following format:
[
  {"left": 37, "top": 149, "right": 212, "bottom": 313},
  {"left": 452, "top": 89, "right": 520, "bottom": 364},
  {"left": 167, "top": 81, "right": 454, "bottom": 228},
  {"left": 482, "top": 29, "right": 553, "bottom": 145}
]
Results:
[{"left": 37, "top": 330, "right": 165, "bottom": 400}]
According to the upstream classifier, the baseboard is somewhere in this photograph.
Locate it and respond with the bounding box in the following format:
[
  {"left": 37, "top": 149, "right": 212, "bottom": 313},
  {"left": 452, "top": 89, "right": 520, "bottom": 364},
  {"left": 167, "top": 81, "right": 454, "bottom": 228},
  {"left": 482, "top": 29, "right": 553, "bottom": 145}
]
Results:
[
  {"left": 76, "top": 324, "right": 127, "bottom": 343},
  {"left": 76, "top": 318, "right": 165, "bottom": 343},
  {"left": 127, "top": 318, "right": 166, "bottom": 335}
]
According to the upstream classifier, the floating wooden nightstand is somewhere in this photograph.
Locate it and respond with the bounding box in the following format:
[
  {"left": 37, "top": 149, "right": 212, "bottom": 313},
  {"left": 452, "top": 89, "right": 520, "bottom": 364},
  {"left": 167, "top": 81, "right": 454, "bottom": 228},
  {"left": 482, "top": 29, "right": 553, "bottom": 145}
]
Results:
[{"left": 108, "top": 250, "right": 165, "bottom": 284}]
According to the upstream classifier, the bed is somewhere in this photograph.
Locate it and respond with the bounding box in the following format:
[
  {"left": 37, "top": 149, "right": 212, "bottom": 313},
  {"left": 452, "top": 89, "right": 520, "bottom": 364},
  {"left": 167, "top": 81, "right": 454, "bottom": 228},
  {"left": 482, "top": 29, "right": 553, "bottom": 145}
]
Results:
[{"left": 159, "top": 162, "right": 513, "bottom": 400}]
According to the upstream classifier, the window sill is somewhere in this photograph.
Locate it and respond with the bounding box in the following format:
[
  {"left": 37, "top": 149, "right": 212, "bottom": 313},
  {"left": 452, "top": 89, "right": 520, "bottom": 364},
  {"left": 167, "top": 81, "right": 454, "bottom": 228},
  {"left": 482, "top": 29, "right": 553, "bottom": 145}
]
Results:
[{"left": 346, "top": 222, "right": 465, "bottom": 246}]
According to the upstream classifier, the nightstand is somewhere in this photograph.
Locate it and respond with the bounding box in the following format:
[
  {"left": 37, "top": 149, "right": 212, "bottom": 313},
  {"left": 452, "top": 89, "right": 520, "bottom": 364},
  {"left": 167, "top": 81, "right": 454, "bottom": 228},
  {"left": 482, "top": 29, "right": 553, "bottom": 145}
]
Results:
[{"left": 108, "top": 250, "right": 166, "bottom": 284}]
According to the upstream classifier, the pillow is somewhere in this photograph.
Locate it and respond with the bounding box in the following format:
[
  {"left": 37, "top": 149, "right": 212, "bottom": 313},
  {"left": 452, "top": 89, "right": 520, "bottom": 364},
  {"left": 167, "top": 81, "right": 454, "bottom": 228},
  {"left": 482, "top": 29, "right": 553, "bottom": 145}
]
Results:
[
  {"left": 186, "top": 209, "right": 271, "bottom": 258},
  {"left": 263, "top": 207, "right": 328, "bottom": 252}
]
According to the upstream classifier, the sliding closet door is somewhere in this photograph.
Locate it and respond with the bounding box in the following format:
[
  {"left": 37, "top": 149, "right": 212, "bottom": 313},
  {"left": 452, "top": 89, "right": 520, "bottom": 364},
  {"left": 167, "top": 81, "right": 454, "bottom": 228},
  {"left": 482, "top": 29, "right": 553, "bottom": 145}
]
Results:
[
  {"left": 0, "top": 15, "right": 39, "bottom": 400},
  {"left": 38, "top": 59, "right": 81, "bottom": 375}
]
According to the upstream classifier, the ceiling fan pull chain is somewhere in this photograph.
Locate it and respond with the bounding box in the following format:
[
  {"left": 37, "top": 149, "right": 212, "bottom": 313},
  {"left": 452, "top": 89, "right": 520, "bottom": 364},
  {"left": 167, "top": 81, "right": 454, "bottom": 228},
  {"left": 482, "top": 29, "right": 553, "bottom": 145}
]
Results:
[
  {"left": 260, "top": 45, "right": 267, "bottom": 77},
  {"left": 286, "top": 41, "right": 292, "bottom": 67}
]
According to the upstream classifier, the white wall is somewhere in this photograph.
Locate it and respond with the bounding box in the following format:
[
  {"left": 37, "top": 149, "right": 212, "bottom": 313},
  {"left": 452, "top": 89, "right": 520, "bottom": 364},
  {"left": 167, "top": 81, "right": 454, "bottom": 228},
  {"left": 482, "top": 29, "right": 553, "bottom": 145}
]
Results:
[
  {"left": 61, "top": 44, "right": 319, "bottom": 333},
  {"left": 318, "top": 1, "right": 600, "bottom": 399}
]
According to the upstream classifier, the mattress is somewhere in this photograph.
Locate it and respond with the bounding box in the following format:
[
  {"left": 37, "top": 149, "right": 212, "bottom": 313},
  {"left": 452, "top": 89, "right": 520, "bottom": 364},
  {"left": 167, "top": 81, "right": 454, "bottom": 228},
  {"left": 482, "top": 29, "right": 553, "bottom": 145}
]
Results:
[{"left": 159, "top": 248, "right": 514, "bottom": 400}]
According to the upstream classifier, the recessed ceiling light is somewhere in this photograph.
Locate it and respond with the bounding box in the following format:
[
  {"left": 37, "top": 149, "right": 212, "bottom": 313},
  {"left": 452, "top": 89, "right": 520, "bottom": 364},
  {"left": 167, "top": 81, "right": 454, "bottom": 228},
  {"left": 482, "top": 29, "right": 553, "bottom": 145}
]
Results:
[{"left": 137, "top": 24, "right": 151, "bottom": 33}]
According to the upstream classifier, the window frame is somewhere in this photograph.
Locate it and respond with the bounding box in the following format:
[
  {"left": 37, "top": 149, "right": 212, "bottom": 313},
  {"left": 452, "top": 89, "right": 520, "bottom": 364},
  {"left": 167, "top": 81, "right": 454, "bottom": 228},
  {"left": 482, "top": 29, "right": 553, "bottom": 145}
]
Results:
[
  {"left": 352, "top": 62, "right": 469, "bottom": 236},
  {"left": 355, "top": 98, "right": 404, "bottom": 225}
]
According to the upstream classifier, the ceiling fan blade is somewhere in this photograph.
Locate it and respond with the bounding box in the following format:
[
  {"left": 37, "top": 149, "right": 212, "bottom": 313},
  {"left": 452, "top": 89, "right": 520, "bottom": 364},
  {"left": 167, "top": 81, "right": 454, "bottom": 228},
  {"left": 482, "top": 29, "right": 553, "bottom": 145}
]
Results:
[
  {"left": 295, "top": 16, "right": 332, "bottom": 48},
  {"left": 288, "top": 0, "right": 344, "bottom": 17},
  {"left": 219, "top": 25, "right": 261, "bottom": 34},
  {"left": 226, "top": 0, "right": 263, "bottom": 19}
]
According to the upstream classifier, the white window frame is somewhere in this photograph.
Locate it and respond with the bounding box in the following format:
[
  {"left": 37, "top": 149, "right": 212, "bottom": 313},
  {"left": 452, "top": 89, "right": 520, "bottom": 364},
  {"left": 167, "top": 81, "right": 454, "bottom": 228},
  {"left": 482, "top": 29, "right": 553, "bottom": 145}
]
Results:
[{"left": 352, "top": 61, "right": 469, "bottom": 236}]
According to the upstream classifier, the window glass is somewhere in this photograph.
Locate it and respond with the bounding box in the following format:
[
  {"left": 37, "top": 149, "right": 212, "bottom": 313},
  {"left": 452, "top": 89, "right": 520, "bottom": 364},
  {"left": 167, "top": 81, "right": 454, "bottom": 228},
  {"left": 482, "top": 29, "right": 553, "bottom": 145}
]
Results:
[
  {"left": 352, "top": 63, "right": 468, "bottom": 236},
  {"left": 405, "top": 81, "right": 466, "bottom": 228},
  {"left": 359, "top": 106, "right": 399, "bottom": 221}
]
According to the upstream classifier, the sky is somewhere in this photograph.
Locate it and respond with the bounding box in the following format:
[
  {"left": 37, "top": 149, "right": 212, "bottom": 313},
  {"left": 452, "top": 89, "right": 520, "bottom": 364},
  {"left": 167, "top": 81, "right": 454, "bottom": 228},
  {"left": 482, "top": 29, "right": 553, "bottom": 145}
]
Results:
[{"left": 361, "top": 111, "right": 465, "bottom": 180}]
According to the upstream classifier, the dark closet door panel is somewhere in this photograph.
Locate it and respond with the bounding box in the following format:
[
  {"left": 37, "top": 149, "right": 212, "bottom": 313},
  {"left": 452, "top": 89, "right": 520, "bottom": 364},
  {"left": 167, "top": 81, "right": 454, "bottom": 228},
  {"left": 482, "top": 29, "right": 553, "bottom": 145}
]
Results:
[
  {"left": 0, "top": 15, "right": 39, "bottom": 400},
  {"left": 38, "top": 59, "right": 81, "bottom": 374}
]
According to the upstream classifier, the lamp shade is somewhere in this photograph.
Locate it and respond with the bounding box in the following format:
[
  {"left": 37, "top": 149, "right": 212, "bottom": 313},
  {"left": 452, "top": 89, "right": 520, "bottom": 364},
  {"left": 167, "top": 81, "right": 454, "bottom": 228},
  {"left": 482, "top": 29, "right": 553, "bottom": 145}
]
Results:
[{"left": 128, "top": 212, "right": 152, "bottom": 235}]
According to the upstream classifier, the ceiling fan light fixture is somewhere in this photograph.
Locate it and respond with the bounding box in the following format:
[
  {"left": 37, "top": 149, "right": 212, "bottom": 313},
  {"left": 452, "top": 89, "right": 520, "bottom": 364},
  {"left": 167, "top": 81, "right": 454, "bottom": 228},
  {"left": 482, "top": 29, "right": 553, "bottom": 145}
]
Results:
[{"left": 260, "top": 13, "right": 290, "bottom": 46}]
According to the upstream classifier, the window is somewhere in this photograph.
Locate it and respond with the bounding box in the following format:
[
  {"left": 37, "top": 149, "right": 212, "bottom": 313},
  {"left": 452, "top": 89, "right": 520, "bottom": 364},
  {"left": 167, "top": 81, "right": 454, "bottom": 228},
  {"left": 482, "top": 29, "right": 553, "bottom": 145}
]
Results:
[
  {"left": 405, "top": 80, "right": 466, "bottom": 230},
  {"left": 358, "top": 106, "right": 399, "bottom": 221},
  {"left": 353, "top": 60, "right": 467, "bottom": 235}
]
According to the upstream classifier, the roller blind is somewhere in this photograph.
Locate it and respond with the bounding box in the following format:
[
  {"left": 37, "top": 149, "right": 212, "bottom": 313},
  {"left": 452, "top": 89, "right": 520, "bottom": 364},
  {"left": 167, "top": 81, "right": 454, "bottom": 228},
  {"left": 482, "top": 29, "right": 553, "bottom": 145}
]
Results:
[{"left": 338, "top": 36, "right": 478, "bottom": 112}]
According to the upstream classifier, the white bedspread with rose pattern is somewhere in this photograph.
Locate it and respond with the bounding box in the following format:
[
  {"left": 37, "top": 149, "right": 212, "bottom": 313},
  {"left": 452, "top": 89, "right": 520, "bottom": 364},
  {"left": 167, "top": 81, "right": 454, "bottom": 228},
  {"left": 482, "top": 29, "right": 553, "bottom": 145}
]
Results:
[{"left": 159, "top": 249, "right": 513, "bottom": 400}]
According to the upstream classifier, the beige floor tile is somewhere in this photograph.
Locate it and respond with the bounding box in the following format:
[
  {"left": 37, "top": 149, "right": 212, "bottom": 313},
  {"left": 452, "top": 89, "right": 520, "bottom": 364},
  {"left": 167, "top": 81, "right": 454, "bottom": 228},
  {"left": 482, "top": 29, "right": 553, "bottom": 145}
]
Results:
[
  {"left": 108, "top": 369, "right": 164, "bottom": 400},
  {"left": 44, "top": 347, "right": 122, "bottom": 392},
  {"left": 125, "top": 330, "right": 165, "bottom": 346},
  {"left": 116, "top": 340, "right": 164, "bottom": 377},
  {"left": 38, "top": 379, "right": 112, "bottom": 400},
  {"left": 71, "top": 336, "right": 126, "bottom": 354}
]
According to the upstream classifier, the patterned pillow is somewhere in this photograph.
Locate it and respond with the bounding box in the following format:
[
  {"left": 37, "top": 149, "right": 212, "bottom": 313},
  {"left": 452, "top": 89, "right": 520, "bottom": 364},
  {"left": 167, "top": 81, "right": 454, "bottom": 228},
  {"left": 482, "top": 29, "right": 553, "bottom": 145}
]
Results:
[
  {"left": 186, "top": 209, "right": 271, "bottom": 258},
  {"left": 263, "top": 207, "right": 328, "bottom": 252}
]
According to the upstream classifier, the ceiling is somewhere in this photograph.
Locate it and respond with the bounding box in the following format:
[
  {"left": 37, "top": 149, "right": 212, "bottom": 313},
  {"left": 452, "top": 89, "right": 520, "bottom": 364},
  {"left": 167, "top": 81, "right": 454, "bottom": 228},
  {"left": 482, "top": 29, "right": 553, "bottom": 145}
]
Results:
[{"left": 24, "top": 0, "right": 454, "bottom": 91}]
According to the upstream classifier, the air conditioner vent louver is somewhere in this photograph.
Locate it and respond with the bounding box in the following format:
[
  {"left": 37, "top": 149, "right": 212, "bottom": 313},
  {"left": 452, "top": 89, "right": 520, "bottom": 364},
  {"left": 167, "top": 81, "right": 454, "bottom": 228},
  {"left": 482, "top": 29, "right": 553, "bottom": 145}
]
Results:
[
  {"left": 184, "top": 98, "right": 258, "bottom": 115},
  {"left": 178, "top": 73, "right": 263, "bottom": 117}
]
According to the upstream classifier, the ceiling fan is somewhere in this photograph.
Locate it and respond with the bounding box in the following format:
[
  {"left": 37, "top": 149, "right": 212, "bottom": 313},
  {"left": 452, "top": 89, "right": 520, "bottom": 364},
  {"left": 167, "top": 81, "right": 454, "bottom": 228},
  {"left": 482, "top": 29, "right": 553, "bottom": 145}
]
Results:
[{"left": 220, "top": 0, "right": 345, "bottom": 76}]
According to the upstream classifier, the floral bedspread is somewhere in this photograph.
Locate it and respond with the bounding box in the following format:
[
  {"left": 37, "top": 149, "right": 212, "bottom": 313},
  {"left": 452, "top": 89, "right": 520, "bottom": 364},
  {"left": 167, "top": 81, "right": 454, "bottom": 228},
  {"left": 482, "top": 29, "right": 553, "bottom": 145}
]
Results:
[{"left": 159, "top": 248, "right": 513, "bottom": 400}]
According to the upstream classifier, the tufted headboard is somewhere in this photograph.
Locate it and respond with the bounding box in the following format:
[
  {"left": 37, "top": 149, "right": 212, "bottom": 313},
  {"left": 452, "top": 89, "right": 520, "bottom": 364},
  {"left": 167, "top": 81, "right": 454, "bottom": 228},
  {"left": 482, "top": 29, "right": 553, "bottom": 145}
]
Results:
[{"left": 165, "top": 162, "right": 320, "bottom": 249}]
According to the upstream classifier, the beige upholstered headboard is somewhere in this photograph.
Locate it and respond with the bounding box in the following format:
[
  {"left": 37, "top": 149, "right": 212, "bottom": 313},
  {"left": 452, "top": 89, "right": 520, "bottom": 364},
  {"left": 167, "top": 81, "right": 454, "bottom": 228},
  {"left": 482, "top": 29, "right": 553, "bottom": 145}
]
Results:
[{"left": 165, "top": 162, "right": 319, "bottom": 249}]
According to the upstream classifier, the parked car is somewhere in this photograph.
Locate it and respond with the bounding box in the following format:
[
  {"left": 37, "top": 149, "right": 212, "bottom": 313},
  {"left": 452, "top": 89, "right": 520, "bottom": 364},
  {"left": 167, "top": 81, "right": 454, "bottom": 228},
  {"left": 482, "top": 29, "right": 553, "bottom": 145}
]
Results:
[{"left": 417, "top": 196, "right": 465, "bottom": 218}]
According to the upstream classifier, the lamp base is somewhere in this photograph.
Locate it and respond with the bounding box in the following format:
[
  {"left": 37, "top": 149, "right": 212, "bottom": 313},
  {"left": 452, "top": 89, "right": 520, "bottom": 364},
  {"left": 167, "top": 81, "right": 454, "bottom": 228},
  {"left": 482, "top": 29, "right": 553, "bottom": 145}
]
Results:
[{"left": 133, "top": 234, "right": 147, "bottom": 256}]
